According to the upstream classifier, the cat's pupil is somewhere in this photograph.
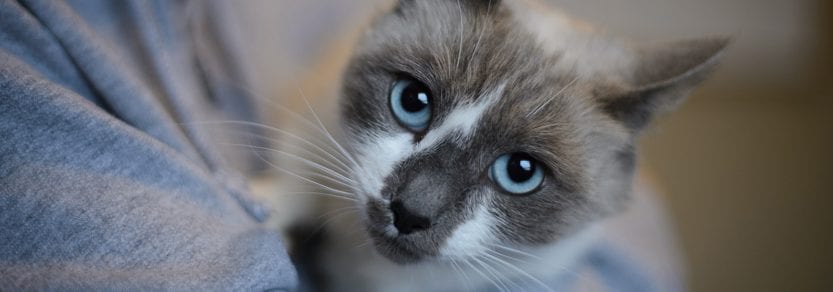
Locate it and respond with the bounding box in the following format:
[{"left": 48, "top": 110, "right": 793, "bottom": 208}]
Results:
[
  {"left": 400, "top": 83, "right": 429, "bottom": 112},
  {"left": 507, "top": 153, "right": 536, "bottom": 182}
]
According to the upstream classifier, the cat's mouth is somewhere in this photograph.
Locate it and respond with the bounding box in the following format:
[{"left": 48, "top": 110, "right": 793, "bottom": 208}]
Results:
[
  {"left": 363, "top": 198, "right": 437, "bottom": 264},
  {"left": 368, "top": 231, "right": 427, "bottom": 264}
]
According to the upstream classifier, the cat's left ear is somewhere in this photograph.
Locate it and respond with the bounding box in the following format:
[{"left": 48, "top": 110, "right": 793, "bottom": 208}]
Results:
[{"left": 601, "top": 37, "right": 731, "bottom": 131}]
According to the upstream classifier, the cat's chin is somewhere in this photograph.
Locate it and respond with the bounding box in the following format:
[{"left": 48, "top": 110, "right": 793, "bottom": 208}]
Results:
[
  {"left": 364, "top": 226, "right": 437, "bottom": 265},
  {"left": 370, "top": 237, "right": 425, "bottom": 264},
  {"left": 370, "top": 238, "right": 477, "bottom": 266}
]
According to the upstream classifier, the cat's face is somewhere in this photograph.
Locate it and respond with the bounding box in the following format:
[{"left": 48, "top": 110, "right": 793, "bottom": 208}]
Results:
[{"left": 339, "top": 0, "right": 726, "bottom": 264}]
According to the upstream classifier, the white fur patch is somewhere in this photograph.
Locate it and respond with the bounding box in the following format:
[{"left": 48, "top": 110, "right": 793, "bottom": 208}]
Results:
[
  {"left": 354, "top": 84, "right": 505, "bottom": 200},
  {"left": 415, "top": 83, "right": 506, "bottom": 152},
  {"left": 354, "top": 132, "right": 412, "bottom": 198},
  {"left": 440, "top": 203, "right": 496, "bottom": 257}
]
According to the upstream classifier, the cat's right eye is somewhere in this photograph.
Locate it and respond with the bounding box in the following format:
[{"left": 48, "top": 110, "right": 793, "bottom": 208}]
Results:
[
  {"left": 389, "top": 78, "right": 432, "bottom": 132},
  {"left": 489, "top": 152, "right": 545, "bottom": 196}
]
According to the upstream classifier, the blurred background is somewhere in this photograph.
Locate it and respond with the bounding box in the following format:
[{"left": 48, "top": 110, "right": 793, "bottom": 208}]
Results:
[{"left": 230, "top": 1, "right": 832, "bottom": 291}]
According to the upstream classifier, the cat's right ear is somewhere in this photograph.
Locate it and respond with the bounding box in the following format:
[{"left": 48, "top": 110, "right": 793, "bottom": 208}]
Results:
[{"left": 600, "top": 37, "right": 731, "bottom": 131}]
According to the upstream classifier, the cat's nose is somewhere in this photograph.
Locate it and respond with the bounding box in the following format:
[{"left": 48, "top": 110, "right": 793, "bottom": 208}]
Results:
[{"left": 390, "top": 200, "right": 431, "bottom": 235}]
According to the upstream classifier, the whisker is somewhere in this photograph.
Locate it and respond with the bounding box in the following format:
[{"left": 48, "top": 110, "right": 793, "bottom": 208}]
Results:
[
  {"left": 426, "top": 261, "right": 438, "bottom": 289},
  {"left": 483, "top": 250, "right": 552, "bottom": 292},
  {"left": 463, "top": 256, "right": 506, "bottom": 292},
  {"left": 291, "top": 170, "right": 354, "bottom": 190},
  {"left": 297, "top": 89, "right": 361, "bottom": 169},
  {"left": 353, "top": 238, "right": 373, "bottom": 250},
  {"left": 316, "top": 205, "right": 360, "bottom": 221},
  {"left": 224, "top": 143, "right": 355, "bottom": 186},
  {"left": 526, "top": 76, "right": 580, "bottom": 118},
  {"left": 241, "top": 144, "right": 355, "bottom": 198},
  {"left": 469, "top": 0, "right": 492, "bottom": 68},
  {"left": 211, "top": 126, "right": 354, "bottom": 177},
  {"left": 486, "top": 243, "right": 543, "bottom": 261},
  {"left": 475, "top": 253, "right": 523, "bottom": 291},
  {"left": 222, "top": 143, "right": 355, "bottom": 182},
  {"left": 470, "top": 24, "right": 485, "bottom": 61},
  {"left": 281, "top": 191, "right": 357, "bottom": 202},
  {"left": 455, "top": 0, "right": 465, "bottom": 71},
  {"left": 306, "top": 207, "right": 360, "bottom": 243},
  {"left": 186, "top": 120, "right": 355, "bottom": 173},
  {"left": 187, "top": 35, "right": 359, "bottom": 170},
  {"left": 264, "top": 135, "right": 353, "bottom": 175},
  {"left": 489, "top": 245, "right": 587, "bottom": 281},
  {"left": 236, "top": 126, "right": 354, "bottom": 174},
  {"left": 449, "top": 259, "right": 473, "bottom": 291},
  {"left": 229, "top": 79, "right": 351, "bottom": 152}
]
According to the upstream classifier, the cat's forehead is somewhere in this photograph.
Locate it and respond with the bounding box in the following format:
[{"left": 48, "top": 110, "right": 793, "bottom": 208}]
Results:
[
  {"left": 349, "top": 0, "right": 598, "bottom": 186},
  {"left": 367, "top": 0, "right": 553, "bottom": 86},
  {"left": 375, "top": 8, "right": 588, "bottom": 115},
  {"left": 366, "top": 3, "right": 575, "bottom": 105},
  {"left": 363, "top": 0, "right": 602, "bottom": 105}
]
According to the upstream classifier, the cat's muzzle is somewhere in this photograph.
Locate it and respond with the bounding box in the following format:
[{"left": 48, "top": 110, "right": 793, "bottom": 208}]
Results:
[{"left": 364, "top": 198, "right": 438, "bottom": 264}]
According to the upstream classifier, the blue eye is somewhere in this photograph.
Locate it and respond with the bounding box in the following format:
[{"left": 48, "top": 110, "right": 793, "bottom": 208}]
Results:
[
  {"left": 490, "top": 153, "right": 545, "bottom": 195},
  {"left": 390, "top": 78, "right": 432, "bottom": 132}
]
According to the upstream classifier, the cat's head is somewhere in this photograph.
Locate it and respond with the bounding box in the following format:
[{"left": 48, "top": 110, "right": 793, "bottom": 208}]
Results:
[{"left": 339, "top": 0, "right": 727, "bottom": 264}]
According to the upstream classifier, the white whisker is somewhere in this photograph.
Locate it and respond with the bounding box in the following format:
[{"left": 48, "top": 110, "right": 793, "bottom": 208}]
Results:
[
  {"left": 486, "top": 243, "right": 543, "bottom": 261},
  {"left": 483, "top": 250, "right": 553, "bottom": 292},
  {"left": 482, "top": 254, "right": 524, "bottom": 291},
  {"left": 264, "top": 135, "right": 353, "bottom": 175},
  {"left": 187, "top": 120, "right": 355, "bottom": 173},
  {"left": 297, "top": 90, "right": 361, "bottom": 169},
  {"left": 490, "top": 245, "right": 587, "bottom": 281},
  {"left": 455, "top": 0, "right": 465, "bottom": 71},
  {"left": 293, "top": 170, "right": 354, "bottom": 190},
  {"left": 462, "top": 258, "right": 504, "bottom": 292},
  {"left": 526, "top": 76, "right": 580, "bottom": 118},
  {"left": 282, "top": 191, "right": 356, "bottom": 202},
  {"left": 353, "top": 238, "right": 373, "bottom": 250},
  {"left": 230, "top": 80, "right": 351, "bottom": 152},
  {"left": 471, "top": 255, "right": 513, "bottom": 292},
  {"left": 316, "top": 205, "right": 360, "bottom": 221},
  {"left": 217, "top": 126, "right": 353, "bottom": 176},
  {"left": 449, "top": 259, "right": 473, "bottom": 291},
  {"left": 469, "top": 0, "right": 492, "bottom": 64},
  {"left": 224, "top": 143, "right": 355, "bottom": 186},
  {"left": 241, "top": 144, "right": 355, "bottom": 198},
  {"left": 308, "top": 207, "right": 360, "bottom": 239}
]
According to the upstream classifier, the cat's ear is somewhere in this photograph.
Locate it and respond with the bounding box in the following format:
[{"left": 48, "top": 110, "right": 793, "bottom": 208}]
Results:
[{"left": 601, "top": 37, "right": 730, "bottom": 131}]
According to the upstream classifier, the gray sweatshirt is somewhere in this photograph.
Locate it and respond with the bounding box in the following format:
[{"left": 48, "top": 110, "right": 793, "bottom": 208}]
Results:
[{"left": 0, "top": 0, "right": 297, "bottom": 290}]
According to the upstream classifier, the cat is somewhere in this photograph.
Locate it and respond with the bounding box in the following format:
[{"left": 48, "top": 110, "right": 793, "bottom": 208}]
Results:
[{"left": 277, "top": 0, "right": 728, "bottom": 291}]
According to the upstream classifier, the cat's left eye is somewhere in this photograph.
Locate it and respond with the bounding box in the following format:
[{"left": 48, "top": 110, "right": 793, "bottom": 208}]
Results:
[
  {"left": 490, "top": 152, "right": 545, "bottom": 195},
  {"left": 389, "top": 78, "right": 432, "bottom": 132}
]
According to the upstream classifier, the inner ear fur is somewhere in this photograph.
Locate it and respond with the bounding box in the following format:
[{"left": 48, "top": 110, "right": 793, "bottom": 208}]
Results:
[{"left": 602, "top": 36, "right": 731, "bottom": 131}]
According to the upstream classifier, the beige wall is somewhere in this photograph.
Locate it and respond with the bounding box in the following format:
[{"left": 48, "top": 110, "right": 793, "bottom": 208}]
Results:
[{"left": 546, "top": 0, "right": 832, "bottom": 291}]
